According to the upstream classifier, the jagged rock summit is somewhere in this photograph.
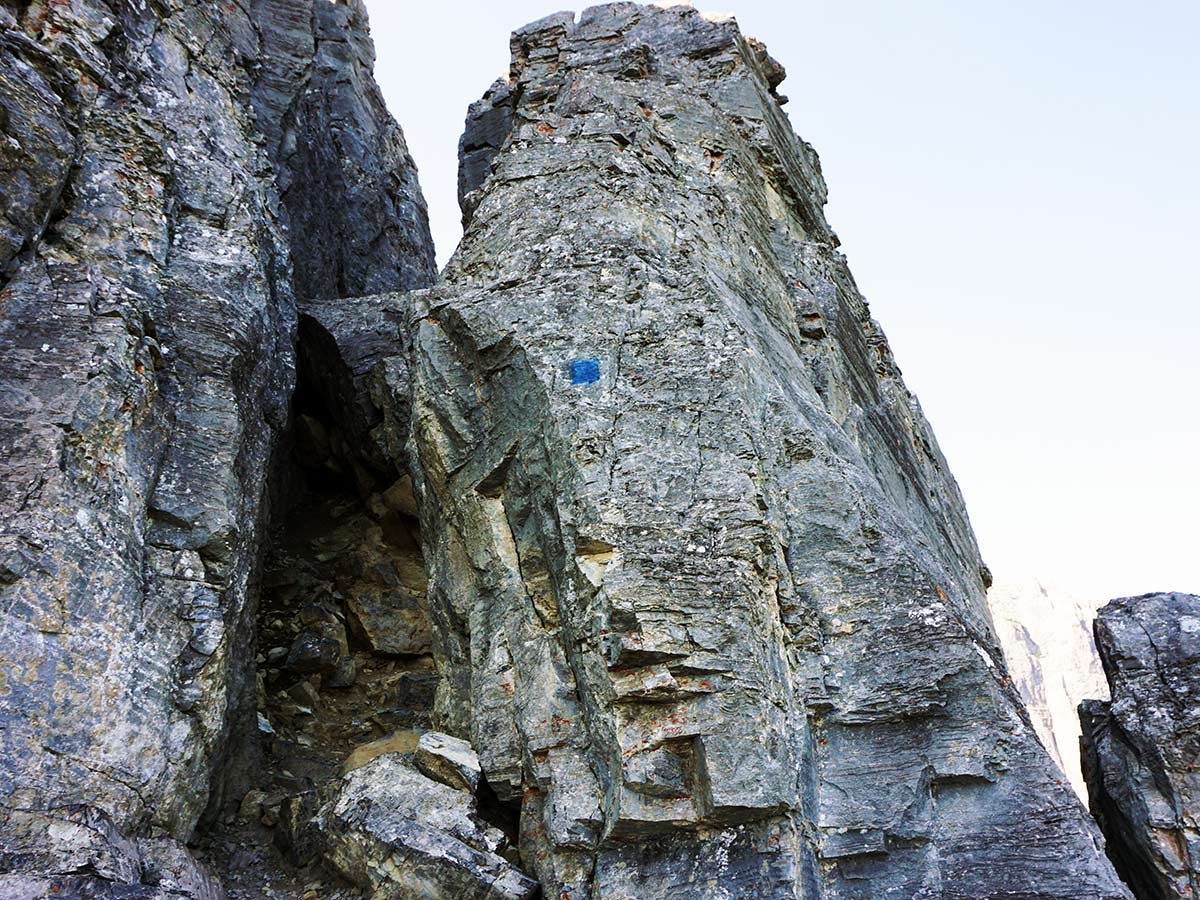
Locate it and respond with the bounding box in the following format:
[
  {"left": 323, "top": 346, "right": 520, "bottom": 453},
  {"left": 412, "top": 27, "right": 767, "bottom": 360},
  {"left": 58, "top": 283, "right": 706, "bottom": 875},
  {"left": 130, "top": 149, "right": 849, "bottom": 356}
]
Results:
[
  {"left": 1081, "top": 592, "right": 1200, "bottom": 900},
  {"left": 400, "top": 3, "right": 1129, "bottom": 897},
  {"left": 0, "top": 1, "right": 1136, "bottom": 899}
]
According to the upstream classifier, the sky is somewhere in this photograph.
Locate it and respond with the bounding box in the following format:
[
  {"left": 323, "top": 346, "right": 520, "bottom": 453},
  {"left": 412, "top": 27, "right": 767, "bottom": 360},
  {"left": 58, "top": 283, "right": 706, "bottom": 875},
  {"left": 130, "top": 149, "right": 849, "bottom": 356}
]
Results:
[{"left": 365, "top": 0, "right": 1199, "bottom": 604}]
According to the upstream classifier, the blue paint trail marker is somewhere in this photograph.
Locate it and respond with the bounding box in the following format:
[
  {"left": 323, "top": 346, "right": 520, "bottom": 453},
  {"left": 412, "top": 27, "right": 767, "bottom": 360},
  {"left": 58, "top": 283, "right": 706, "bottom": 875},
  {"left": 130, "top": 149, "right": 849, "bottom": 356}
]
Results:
[{"left": 568, "top": 358, "right": 601, "bottom": 385}]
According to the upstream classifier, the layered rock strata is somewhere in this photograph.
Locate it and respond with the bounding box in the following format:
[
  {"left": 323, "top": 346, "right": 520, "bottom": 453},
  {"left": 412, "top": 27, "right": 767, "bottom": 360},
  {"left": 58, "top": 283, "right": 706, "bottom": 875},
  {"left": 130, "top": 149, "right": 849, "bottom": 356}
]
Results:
[
  {"left": 1081, "top": 592, "right": 1200, "bottom": 900},
  {"left": 0, "top": 0, "right": 433, "bottom": 894},
  {"left": 397, "top": 5, "right": 1130, "bottom": 898},
  {"left": 0, "top": 1, "right": 1147, "bottom": 899}
]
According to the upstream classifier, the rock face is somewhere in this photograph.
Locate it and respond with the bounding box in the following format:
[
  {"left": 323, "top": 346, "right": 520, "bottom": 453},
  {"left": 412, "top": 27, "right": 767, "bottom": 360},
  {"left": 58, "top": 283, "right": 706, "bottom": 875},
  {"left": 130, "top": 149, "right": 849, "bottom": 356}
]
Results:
[
  {"left": 0, "top": 0, "right": 433, "bottom": 894},
  {"left": 1081, "top": 592, "right": 1200, "bottom": 900},
  {"left": 989, "top": 579, "right": 1109, "bottom": 798},
  {"left": 398, "top": 5, "right": 1129, "bottom": 898},
  {"left": 0, "top": 1, "right": 1145, "bottom": 898},
  {"left": 250, "top": 0, "right": 436, "bottom": 301}
]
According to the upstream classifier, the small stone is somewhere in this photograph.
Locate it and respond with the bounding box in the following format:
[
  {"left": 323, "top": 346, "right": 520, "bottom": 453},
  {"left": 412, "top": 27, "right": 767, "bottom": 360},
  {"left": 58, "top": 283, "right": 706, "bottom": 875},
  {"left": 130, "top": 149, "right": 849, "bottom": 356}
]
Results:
[
  {"left": 381, "top": 475, "right": 419, "bottom": 517},
  {"left": 414, "top": 731, "right": 481, "bottom": 793},
  {"left": 326, "top": 656, "right": 358, "bottom": 689},
  {"left": 285, "top": 680, "right": 321, "bottom": 709},
  {"left": 265, "top": 646, "right": 289, "bottom": 666},
  {"left": 344, "top": 589, "right": 430, "bottom": 656},
  {"left": 239, "top": 789, "right": 268, "bottom": 821},
  {"left": 284, "top": 631, "right": 340, "bottom": 675}
]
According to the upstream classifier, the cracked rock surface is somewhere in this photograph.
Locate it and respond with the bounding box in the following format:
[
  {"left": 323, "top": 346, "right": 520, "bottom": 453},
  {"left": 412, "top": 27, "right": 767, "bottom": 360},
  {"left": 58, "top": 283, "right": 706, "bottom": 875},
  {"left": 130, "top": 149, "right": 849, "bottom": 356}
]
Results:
[
  {"left": 1081, "top": 592, "right": 1200, "bottom": 900},
  {"left": 0, "top": 1, "right": 1151, "bottom": 898},
  {"left": 0, "top": 0, "right": 432, "bottom": 895},
  {"left": 399, "top": 5, "right": 1131, "bottom": 898}
]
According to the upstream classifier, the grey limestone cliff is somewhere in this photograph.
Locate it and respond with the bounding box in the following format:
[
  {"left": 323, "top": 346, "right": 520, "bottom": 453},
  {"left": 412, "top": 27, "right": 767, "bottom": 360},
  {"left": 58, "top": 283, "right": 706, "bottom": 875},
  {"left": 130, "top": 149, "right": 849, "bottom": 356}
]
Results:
[
  {"left": 1082, "top": 592, "right": 1200, "bottom": 900},
  {"left": 399, "top": 5, "right": 1130, "bottom": 898},
  {"left": 0, "top": 0, "right": 433, "bottom": 894},
  {"left": 0, "top": 1, "right": 1145, "bottom": 899},
  {"left": 989, "top": 579, "right": 1109, "bottom": 799}
]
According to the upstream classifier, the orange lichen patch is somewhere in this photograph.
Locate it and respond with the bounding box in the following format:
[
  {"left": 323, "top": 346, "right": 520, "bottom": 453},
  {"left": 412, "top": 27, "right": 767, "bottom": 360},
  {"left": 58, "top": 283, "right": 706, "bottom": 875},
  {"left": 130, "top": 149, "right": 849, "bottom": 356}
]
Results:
[{"left": 536, "top": 122, "right": 556, "bottom": 135}]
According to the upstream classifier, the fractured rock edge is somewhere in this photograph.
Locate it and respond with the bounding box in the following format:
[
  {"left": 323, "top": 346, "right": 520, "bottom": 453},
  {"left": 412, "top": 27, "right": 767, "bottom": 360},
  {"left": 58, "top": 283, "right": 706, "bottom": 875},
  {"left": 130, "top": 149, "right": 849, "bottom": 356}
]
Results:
[{"left": 1081, "top": 592, "right": 1200, "bottom": 900}]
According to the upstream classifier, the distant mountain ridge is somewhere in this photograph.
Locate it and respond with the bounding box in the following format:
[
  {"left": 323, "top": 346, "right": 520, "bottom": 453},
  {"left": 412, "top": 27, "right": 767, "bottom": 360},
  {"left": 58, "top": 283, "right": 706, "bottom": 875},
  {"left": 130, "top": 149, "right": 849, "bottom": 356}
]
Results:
[{"left": 988, "top": 579, "right": 1109, "bottom": 798}]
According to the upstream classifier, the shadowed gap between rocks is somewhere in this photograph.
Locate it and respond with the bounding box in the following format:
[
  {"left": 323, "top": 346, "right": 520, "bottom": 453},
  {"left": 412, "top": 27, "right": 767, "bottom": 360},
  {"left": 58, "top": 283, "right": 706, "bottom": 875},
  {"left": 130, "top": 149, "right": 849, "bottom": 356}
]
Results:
[{"left": 194, "top": 317, "right": 442, "bottom": 898}]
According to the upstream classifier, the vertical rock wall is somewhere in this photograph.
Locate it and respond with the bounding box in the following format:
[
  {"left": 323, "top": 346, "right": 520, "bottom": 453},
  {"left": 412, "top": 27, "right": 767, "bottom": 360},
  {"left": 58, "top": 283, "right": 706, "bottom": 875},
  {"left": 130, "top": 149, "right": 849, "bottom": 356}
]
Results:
[
  {"left": 0, "top": 0, "right": 433, "bottom": 891},
  {"left": 251, "top": 0, "right": 437, "bottom": 301},
  {"left": 1081, "top": 592, "right": 1200, "bottom": 900},
  {"left": 406, "top": 5, "right": 1130, "bottom": 898}
]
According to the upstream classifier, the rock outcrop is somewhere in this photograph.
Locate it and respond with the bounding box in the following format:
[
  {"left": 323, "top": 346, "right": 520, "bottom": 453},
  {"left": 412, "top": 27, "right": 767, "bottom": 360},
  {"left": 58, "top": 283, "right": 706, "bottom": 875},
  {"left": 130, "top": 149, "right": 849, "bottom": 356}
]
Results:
[
  {"left": 0, "top": 1, "right": 1145, "bottom": 898},
  {"left": 1081, "top": 592, "right": 1200, "bottom": 900},
  {"left": 0, "top": 0, "right": 433, "bottom": 894},
  {"left": 396, "top": 5, "right": 1129, "bottom": 898},
  {"left": 989, "top": 579, "right": 1109, "bottom": 798}
]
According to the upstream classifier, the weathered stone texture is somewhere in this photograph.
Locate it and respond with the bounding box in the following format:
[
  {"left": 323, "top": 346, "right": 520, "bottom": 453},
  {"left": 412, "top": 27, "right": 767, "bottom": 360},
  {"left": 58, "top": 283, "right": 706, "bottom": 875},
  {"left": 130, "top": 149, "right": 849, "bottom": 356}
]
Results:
[
  {"left": 315, "top": 753, "right": 537, "bottom": 900},
  {"left": 251, "top": 0, "right": 437, "bottom": 301},
  {"left": 1081, "top": 592, "right": 1200, "bottom": 900},
  {"left": 401, "top": 5, "right": 1130, "bottom": 898},
  {"left": 0, "top": 0, "right": 433, "bottom": 893}
]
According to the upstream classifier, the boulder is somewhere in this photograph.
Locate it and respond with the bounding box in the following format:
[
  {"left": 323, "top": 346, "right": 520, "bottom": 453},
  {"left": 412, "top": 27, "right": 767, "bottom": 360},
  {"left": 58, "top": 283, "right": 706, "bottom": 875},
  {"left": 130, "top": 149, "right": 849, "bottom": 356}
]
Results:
[
  {"left": 316, "top": 754, "right": 537, "bottom": 900},
  {"left": 342, "top": 730, "right": 423, "bottom": 775},
  {"left": 1081, "top": 592, "right": 1200, "bottom": 900},
  {"left": 415, "top": 732, "right": 482, "bottom": 793}
]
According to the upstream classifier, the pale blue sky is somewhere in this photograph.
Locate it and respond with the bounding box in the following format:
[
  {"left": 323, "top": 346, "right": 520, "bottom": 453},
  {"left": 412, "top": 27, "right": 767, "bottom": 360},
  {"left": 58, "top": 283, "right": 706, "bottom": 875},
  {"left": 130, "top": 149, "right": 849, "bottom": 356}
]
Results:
[{"left": 367, "top": 1, "right": 1198, "bottom": 602}]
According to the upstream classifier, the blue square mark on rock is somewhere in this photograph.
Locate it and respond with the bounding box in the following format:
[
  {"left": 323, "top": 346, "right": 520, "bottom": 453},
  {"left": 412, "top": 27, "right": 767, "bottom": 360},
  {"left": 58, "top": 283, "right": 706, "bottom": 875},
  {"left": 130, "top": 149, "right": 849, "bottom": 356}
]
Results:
[{"left": 569, "top": 358, "right": 601, "bottom": 385}]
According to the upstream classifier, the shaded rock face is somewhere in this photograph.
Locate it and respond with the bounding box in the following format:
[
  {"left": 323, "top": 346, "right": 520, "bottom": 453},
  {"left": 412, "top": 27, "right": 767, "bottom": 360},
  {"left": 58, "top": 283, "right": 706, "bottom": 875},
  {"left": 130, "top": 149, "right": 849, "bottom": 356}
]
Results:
[
  {"left": 1081, "top": 592, "right": 1200, "bottom": 900},
  {"left": 395, "top": 5, "right": 1130, "bottom": 898},
  {"left": 251, "top": 0, "right": 437, "bottom": 301},
  {"left": 989, "top": 579, "right": 1109, "bottom": 798},
  {"left": 0, "top": 0, "right": 433, "bottom": 894}
]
